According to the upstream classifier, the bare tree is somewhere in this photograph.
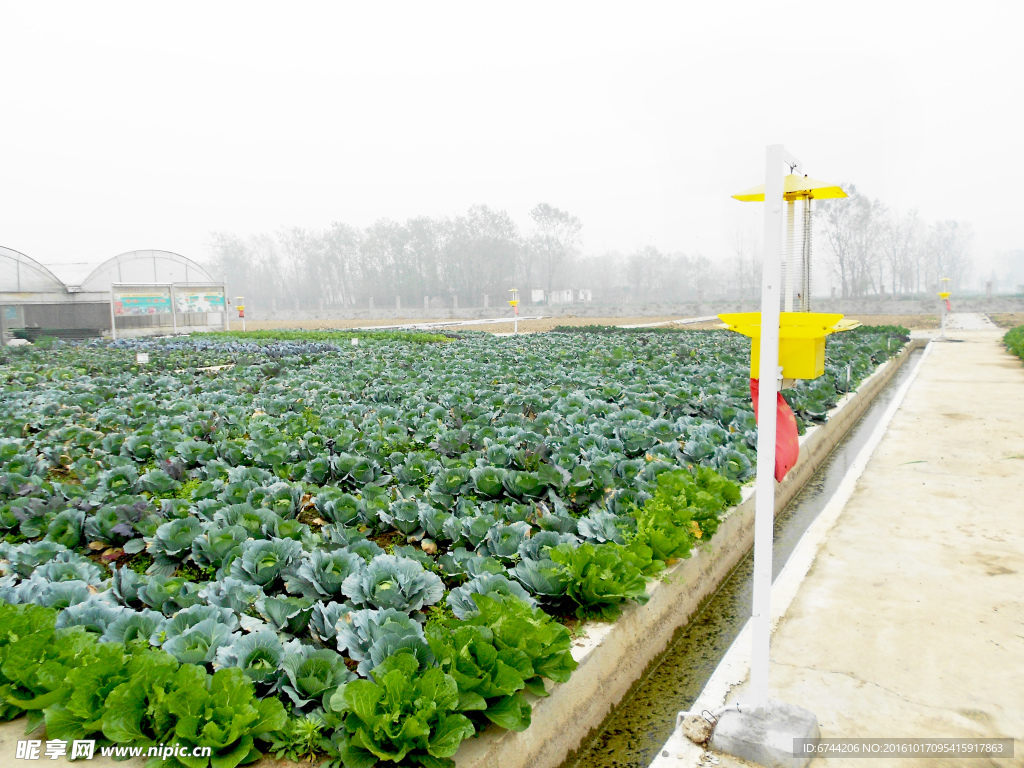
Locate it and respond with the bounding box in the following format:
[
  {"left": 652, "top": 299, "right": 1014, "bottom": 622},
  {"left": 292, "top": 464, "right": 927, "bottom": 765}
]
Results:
[
  {"left": 529, "top": 203, "right": 582, "bottom": 301},
  {"left": 730, "top": 228, "right": 761, "bottom": 300},
  {"left": 207, "top": 232, "right": 252, "bottom": 293},
  {"left": 880, "top": 209, "right": 921, "bottom": 294},
  {"left": 322, "top": 222, "right": 361, "bottom": 306},
  {"left": 576, "top": 250, "right": 625, "bottom": 303},
  {"left": 928, "top": 220, "right": 973, "bottom": 291},
  {"left": 626, "top": 246, "right": 668, "bottom": 302},
  {"left": 850, "top": 195, "right": 885, "bottom": 296},
  {"left": 817, "top": 184, "right": 884, "bottom": 297}
]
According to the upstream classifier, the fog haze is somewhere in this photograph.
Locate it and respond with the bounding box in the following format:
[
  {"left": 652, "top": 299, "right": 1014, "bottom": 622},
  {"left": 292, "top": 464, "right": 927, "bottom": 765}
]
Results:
[{"left": 2, "top": 1, "right": 1019, "bottom": 285}]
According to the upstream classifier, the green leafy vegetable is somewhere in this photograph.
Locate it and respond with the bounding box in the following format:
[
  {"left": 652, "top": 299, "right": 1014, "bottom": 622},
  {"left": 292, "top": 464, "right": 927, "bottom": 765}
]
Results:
[{"left": 326, "top": 653, "right": 474, "bottom": 768}]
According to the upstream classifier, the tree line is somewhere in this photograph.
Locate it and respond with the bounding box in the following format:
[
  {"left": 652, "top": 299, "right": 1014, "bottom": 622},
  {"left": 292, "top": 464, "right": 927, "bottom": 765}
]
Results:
[
  {"left": 206, "top": 204, "right": 583, "bottom": 311},
  {"left": 205, "top": 187, "right": 975, "bottom": 311},
  {"left": 817, "top": 184, "right": 972, "bottom": 298}
]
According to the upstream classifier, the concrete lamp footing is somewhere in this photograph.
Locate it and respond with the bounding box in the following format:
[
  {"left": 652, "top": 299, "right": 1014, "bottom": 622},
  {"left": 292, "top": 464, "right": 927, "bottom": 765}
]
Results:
[{"left": 709, "top": 699, "right": 820, "bottom": 768}]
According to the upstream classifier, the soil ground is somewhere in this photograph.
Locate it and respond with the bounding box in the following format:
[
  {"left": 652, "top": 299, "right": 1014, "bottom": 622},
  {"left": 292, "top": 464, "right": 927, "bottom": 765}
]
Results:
[
  {"left": 242, "top": 317, "right": 456, "bottom": 330},
  {"left": 240, "top": 313, "right": 945, "bottom": 335},
  {"left": 989, "top": 312, "right": 1024, "bottom": 329}
]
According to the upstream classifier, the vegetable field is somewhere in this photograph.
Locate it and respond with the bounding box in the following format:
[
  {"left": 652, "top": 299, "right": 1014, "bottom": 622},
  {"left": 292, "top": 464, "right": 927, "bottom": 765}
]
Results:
[{"left": 0, "top": 326, "right": 906, "bottom": 767}]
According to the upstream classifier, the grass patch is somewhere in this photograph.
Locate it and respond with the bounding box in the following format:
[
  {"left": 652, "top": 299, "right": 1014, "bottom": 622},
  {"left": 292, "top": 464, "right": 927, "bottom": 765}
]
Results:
[
  {"left": 1004, "top": 325, "right": 1024, "bottom": 363},
  {"left": 176, "top": 561, "right": 216, "bottom": 582},
  {"left": 122, "top": 551, "right": 155, "bottom": 574},
  {"left": 990, "top": 313, "right": 1024, "bottom": 329}
]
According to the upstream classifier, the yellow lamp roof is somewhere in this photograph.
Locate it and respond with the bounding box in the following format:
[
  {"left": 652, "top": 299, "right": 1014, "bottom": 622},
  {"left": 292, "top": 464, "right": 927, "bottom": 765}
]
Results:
[
  {"left": 718, "top": 311, "right": 860, "bottom": 339},
  {"left": 732, "top": 174, "right": 848, "bottom": 202}
]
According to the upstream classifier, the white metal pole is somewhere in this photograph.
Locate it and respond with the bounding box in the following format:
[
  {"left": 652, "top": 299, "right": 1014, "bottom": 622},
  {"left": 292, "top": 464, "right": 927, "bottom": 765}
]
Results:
[
  {"left": 749, "top": 144, "right": 800, "bottom": 714},
  {"left": 110, "top": 287, "right": 117, "bottom": 341},
  {"left": 169, "top": 284, "right": 178, "bottom": 335},
  {"left": 784, "top": 201, "right": 795, "bottom": 313}
]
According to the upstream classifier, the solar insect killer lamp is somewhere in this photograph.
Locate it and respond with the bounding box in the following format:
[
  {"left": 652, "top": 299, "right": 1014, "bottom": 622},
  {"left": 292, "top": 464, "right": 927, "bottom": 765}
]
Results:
[
  {"left": 702, "top": 147, "right": 859, "bottom": 768},
  {"left": 938, "top": 277, "right": 952, "bottom": 337},
  {"left": 508, "top": 288, "right": 520, "bottom": 335},
  {"left": 235, "top": 296, "right": 246, "bottom": 332},
  {"left": 721, "top": 172, "right": 859, "bottom": 382},
  {"left": 719, "top": 311, "right": 860, "bottom": 381}
]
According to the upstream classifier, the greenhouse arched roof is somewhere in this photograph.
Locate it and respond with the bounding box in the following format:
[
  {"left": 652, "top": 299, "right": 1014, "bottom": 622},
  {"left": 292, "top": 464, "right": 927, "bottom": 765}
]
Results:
[
  {"left": 77, "top": 250, "right": 216, "bottom": 293},
  {"left": 0, "top": 245, "right": 68, "bottom": 294}
]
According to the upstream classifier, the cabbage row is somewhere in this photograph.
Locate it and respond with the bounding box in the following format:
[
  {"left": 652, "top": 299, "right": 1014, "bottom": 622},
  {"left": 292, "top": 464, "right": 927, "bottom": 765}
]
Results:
[{"left": 0, "top": 327, "right": 907, "bottom": 767}]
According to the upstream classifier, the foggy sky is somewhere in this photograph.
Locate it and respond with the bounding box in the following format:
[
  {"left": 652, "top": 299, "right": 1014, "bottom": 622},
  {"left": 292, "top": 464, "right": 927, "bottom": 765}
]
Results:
[{"left": 2, "top": 1, "right": 1019, "bottom": 279}]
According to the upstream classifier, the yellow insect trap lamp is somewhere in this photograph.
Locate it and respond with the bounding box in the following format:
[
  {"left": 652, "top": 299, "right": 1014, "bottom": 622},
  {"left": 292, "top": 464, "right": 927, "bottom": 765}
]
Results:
[
  {"left": 938, "top": 277, "right": 952, "bottom": 336},
  {"left": 721, "top": 173, "right": 858, "bottom": 380},
  {"left": 706, "top": 150, "right": 856, "bottom": 763},
  {"left": 719, "top": 311, "right": 860, "bottom": 380},
  {"left": 508, "top": 288, "right": 520, "bottom": 334}
]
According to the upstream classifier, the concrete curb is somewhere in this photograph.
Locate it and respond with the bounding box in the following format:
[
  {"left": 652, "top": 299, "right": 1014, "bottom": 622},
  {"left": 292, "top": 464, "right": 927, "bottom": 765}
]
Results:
[{"left": 453, "top": 340, "right": 928, "bottom": 768}]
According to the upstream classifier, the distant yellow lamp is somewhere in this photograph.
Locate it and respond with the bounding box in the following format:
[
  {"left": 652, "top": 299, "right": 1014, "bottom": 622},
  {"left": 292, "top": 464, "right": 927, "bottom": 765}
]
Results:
[
  {"left": 719, "top": 312, "right": 861, "bottom": 379},
  {"left": 508, "top": 287, "right": 519, "bottom": 308},
  {"left": 938, "top": 276, "right": 951, "bottom": 300}
]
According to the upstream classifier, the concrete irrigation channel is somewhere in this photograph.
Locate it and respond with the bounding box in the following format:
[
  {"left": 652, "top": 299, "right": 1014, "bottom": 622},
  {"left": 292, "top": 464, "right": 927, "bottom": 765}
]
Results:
[
  {"left": 452, "top": 340, "right": 928, "bottom": 768},
  {"left": 561, "top": 346, "right": 931, "bottom": 768}
]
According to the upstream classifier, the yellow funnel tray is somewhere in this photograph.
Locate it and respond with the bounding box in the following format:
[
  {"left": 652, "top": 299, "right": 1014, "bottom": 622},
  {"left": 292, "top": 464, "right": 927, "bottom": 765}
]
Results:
[
  {"left": 732, "top": 174, "right": 848, "bottom": 203},
  {"left": 718, "top": 311, "right": 861, "bottom": 380}
]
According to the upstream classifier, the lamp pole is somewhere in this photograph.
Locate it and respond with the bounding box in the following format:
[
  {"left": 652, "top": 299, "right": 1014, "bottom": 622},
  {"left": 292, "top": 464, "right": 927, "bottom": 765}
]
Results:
[
  {"left": 749, "top": 144, "right": 802, "bottom": 714},
  {"left": 509, "top": 288, "right": 519, "bottom": 335},
  {"left": 938, "top": 277, "right": 951, "bottom": 338},
  {"left": 709, "top": 149, "right": 834, "bottom": 767}
]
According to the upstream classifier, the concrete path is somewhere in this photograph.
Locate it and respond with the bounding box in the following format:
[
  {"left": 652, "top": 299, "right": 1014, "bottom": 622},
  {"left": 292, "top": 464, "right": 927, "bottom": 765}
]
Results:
[
  {"left": 618, "top": 315, "right": 720, "bottom": 329},
  {"left": 655, "top": 328, "right": 1024, "bottom": 768},
  {"left": 943, "top": 311, "right": 999, "bottom": 331}
]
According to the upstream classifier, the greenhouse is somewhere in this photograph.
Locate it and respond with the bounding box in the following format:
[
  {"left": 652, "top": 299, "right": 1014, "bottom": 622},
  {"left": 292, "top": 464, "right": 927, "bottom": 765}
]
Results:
[{"left": 0, "top": 247, "right": 227, "bottom": 341}]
